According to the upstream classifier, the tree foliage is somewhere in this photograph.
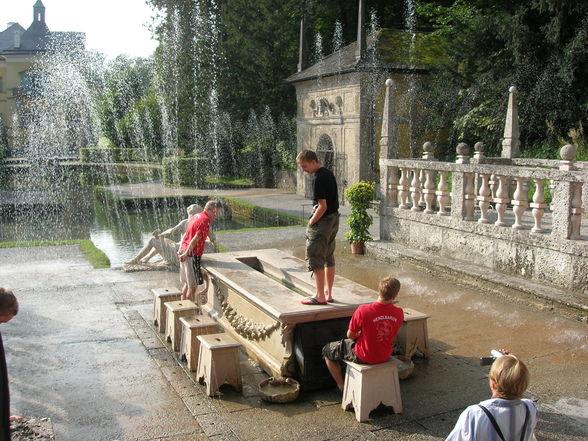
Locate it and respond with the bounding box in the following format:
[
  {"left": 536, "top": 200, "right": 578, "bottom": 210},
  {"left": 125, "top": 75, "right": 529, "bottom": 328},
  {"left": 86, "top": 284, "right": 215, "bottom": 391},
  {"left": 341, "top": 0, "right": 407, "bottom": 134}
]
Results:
[{"left": 417, "top": 0, "right": 588, "bottom": 158}]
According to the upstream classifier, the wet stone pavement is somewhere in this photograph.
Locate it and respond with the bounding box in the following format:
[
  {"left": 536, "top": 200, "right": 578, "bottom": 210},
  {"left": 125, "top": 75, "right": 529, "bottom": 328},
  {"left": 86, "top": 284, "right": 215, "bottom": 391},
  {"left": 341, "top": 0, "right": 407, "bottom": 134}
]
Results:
[{"left": 1, "top": 241, "right": 587, "bottom": 441}]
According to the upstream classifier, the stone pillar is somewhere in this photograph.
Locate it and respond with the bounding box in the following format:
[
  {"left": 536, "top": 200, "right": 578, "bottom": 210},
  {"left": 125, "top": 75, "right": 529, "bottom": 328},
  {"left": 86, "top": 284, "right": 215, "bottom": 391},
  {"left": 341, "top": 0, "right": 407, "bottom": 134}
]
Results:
[
  {"left": 355, "top": 0, "right": 366, "bottom": 61},
  {"left": 501, "top": 86, "right": 521, "bottom": 158},
  {"left": 379, "top": 79, "right": 398, "bottom": 160},
  {"left": 552, "top": 145, "right": 583, "bottom": 239},
  {"left": 297, "top": 16, "right": 308, "bottom": 73}
]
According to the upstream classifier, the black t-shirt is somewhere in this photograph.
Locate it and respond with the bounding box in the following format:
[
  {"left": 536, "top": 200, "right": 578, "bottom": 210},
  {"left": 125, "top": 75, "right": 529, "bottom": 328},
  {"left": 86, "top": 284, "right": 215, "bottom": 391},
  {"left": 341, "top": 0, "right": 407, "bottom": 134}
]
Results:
[{"left": 313, "top": 167, "right": 339, "bottom": 217}]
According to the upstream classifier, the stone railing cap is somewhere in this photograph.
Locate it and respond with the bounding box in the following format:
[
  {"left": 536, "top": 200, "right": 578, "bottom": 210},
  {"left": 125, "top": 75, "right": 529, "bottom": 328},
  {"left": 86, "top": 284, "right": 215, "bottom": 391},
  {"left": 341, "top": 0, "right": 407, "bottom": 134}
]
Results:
[
  {"left": 456, "top": 142, "right": 469, "bottom": 155},
  {"left": 560, "top": 144, "right": 576, "bottom": 161},
  {"left": 423, "top": 141, "right": 434, "bottom": 153}
]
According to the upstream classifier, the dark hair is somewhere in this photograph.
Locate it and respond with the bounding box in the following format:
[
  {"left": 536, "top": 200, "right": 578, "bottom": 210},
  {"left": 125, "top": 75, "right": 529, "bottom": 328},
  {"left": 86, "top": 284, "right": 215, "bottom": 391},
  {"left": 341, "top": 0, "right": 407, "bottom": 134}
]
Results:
[
  {"left": 379, "top": 277, "right": 400, "bottom": 301},
  {"left": 296, "top": 149, "right": 318, "bottom": 163},
  {"left": 0, "top": 288, "right": 18, "bottom": 316}
]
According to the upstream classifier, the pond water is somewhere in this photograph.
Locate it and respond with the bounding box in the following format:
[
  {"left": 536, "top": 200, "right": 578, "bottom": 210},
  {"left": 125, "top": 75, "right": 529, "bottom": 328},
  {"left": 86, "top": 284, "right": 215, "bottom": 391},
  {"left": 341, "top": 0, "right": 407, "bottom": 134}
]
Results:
[{"left": 1, "top": 191, "right": 272, "bottom": 267}]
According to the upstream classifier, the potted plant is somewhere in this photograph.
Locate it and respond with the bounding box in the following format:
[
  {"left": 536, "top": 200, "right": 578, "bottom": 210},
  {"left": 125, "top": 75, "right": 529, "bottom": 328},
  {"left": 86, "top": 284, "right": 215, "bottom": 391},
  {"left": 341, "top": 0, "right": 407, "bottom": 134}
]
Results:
[{"left": 343, "top": 181, "right": 375, "bottom": 254}]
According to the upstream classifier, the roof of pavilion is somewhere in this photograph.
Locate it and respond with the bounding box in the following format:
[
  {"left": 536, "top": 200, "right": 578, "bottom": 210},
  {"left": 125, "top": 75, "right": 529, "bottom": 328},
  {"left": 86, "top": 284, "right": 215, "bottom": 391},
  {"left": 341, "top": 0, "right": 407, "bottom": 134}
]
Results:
[{"left": 286, "top": 28, "right": 446, "bottom": 84}]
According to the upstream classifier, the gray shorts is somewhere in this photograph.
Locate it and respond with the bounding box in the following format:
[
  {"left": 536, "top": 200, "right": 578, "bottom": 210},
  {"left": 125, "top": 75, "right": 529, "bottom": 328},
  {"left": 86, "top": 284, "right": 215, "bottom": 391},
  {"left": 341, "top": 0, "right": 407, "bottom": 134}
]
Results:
[
  {"left": 306, "top": 212, "right": 339, "bottom": 271},
  {"left": 322, "top": 338, "right": 364, "bottom": 364}
]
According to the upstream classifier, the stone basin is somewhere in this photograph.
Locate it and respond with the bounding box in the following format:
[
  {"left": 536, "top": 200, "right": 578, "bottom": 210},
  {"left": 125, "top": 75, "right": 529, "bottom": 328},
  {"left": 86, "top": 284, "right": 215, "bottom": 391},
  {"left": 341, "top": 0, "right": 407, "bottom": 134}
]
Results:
[{"left": 201, "top": 248, "right": 379, "bottom": 388}]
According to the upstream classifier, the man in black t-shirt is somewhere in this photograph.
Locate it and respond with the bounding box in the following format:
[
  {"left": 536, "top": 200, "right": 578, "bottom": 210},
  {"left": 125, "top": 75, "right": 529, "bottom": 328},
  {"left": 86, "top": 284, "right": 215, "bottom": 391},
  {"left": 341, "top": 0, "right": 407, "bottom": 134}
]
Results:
[{"left": 296, "top": 149, "right": 340, "bottom": 305}]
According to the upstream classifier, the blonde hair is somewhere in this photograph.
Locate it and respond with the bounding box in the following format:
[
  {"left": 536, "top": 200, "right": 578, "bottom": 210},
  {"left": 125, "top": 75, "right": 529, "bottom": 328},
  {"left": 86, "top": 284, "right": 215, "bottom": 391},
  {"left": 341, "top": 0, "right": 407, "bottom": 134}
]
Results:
[
  {"left": 296, "top": 149, "right": 318, "bottom": 164},
  {"left": 489, "top": 354, "right": 529, "bottom": 400},
  {"left": 379, "top": 277, "right": 400, "bottom": 301},
  {"left": 204, "top": 200, "right": 219, "bottom": 211}
]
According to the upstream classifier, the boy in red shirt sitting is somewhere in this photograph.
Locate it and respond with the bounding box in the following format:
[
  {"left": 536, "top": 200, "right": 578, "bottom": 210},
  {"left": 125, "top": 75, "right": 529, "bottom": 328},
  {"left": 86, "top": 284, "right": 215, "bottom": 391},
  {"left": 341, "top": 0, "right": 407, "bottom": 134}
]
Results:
[{"left": 322, "top": 277, "right": 404, "bottom": 390}]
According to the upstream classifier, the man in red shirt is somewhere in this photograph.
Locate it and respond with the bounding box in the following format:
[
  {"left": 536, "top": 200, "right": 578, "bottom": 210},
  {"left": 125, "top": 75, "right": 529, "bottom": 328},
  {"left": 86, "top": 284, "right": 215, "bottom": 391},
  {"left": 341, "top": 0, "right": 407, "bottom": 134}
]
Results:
[
  {"left": 178, "top": 200, "right": 219, "bottom": 302},
  {"left": 322, "top": 277, "right": 404, "bottom": 390}
]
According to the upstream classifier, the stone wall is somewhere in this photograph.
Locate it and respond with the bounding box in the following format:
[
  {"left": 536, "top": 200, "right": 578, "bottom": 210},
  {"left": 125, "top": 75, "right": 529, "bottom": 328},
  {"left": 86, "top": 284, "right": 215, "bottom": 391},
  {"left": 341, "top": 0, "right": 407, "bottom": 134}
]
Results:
[{"left": 380, "top": 207, "right": 588, "bottom": 297}]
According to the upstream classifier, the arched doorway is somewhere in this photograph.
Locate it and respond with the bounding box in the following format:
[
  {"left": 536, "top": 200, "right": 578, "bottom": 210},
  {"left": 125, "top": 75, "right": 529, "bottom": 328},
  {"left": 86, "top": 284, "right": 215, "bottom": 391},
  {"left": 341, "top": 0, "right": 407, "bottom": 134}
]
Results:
[{"left": 316, "top": 134, "right": 334, "bottom": 171}]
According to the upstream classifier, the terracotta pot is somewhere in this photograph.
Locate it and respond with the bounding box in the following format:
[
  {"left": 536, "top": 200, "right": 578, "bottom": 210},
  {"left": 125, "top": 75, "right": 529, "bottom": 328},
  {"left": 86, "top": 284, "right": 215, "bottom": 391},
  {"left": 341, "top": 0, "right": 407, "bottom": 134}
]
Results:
[{"left": 350, "top": 242, "right": 364, "bottom": 254}]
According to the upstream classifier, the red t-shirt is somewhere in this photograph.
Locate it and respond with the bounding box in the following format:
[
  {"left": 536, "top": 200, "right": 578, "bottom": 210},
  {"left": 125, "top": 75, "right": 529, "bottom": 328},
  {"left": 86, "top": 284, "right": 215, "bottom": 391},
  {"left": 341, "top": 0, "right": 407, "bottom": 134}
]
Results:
[
  {"left": 180, "top": 211, "right": 211, "bottom": 256},
  {"left": 349, "top": 302, "right": 404, "bottom": 364}
]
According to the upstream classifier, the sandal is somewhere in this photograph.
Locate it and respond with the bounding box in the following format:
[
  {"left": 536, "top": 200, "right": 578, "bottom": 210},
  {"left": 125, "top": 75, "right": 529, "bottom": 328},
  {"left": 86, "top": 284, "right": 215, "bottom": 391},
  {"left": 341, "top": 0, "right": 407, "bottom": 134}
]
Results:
[{"left": 300, "top": 297, "right": 328, "bottom": 305}]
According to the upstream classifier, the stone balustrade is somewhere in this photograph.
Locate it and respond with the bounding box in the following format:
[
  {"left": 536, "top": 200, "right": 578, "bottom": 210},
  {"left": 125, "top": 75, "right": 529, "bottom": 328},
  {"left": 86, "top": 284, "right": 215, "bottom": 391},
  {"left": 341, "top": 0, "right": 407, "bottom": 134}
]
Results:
[
  {"left": 380, "top": 143, "right": 586, "bottom": 241},
  {"left": 378, "top": 143, "right": 587, "bottom": 296}
]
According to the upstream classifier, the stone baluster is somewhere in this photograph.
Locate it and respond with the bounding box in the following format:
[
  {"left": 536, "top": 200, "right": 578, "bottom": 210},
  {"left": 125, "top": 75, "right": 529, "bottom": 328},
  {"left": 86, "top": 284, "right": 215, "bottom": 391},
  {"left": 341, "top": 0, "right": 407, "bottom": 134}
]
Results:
[
  {"left": 552, "top": 145, "right": 583, "bottom": 239},
  {"left": 410, "top": 168, "right": 422, "bottom": 211},
  {"left": 493, "top": 175, "right": 510, "bottom": 227},
  {"left": 398, "top": 167, "right": 411, "bottom": 209},
  {"left": 489, "top": 174, "right": 497, "bottom": 199},
  {"left": 511, "top": 177, "right": 529, "bottom": 229},
  {"left": 418, "top": 169, "right": 426, "bottom": 206},
  {"left": 570, "top": 182, "right": 584, "bottom": 240},
  {"left": 419, "top": 142, "right": 436, "bottom": 208},
  {"left": 422, "top": 169, "right": 436, "bottom": 214},
  {"left": 530, "top": 178, "right": 547, "bottom": 233},
  {"left": 451, "top": 143, "right": 470, "bottom": 220},
  {"left": 477, "top": 173, "right": 492, "bottom": 224},
  {"left": 464, "top": 173, "right": 476, "bottom": 221},
  {"left": 436, "top": 171, "right": 450, "bottom": 216},
  {"left": 386, "top": 166, "right": 399, "bottom": 208}
]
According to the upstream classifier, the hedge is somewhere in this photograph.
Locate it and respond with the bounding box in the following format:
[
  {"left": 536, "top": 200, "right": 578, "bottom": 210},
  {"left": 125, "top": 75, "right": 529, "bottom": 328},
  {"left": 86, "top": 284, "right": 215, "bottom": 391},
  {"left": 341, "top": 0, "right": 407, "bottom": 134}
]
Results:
[
  {"left": 80, "top": 148, "right": 151, "bottom": 163},
  {"left": 162, "top": 157, "right": 209, "bottom": 187}
]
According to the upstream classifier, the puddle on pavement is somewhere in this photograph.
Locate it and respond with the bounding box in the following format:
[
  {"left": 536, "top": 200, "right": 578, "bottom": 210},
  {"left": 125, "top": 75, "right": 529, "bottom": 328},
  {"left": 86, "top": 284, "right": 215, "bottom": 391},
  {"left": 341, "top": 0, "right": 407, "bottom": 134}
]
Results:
[{"left": 288, "top": 245, "right": 588, "bottom": 366}]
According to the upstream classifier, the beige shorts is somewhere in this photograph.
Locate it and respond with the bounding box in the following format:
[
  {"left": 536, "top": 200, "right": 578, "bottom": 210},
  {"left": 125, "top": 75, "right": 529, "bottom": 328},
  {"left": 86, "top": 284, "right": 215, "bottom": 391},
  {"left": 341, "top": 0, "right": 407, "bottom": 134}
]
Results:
[{"left": 180, "top": 255, "right": 203, "bottom": 289}]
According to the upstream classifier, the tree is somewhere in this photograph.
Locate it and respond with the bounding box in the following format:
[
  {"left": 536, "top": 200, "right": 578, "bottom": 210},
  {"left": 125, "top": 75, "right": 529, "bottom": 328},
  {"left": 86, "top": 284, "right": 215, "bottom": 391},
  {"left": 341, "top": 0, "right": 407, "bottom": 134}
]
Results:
[{"left": 417, "top": 0, "right": 588, "bottom": 157}]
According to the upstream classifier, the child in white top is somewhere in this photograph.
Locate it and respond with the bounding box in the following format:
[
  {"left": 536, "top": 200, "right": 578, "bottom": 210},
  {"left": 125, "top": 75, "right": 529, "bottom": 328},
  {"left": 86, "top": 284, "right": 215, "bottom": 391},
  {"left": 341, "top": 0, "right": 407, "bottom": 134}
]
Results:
[{"left": 446, "top": 354, "right": 538, "bottom": 441}]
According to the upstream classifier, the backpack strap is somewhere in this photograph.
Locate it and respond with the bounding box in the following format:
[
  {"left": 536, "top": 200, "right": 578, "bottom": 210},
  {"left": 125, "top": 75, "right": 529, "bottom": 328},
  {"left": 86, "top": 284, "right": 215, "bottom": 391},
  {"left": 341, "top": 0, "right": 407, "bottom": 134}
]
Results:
[
  {"left": 478, "top": 403, "right": 532, "bottom": 441},
  {"left": 519, "top": 402, "right": 530, "bottom": 441},
  {"left": 478, "top": 405, "right": 506, "bottom": 441}
]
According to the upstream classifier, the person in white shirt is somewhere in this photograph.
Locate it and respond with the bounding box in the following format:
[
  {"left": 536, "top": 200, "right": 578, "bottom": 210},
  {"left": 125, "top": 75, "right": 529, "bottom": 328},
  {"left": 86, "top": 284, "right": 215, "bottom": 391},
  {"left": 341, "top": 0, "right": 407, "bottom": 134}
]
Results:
[{"left": 446, "top": 354, "right": 538, "bottom": 441}]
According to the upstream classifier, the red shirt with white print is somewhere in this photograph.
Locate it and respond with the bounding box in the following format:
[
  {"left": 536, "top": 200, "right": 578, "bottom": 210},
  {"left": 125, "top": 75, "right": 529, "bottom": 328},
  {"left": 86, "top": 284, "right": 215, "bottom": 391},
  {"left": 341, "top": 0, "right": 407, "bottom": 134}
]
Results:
[{"left": 349, "top": 302, "right": 404, "bottom": 364}]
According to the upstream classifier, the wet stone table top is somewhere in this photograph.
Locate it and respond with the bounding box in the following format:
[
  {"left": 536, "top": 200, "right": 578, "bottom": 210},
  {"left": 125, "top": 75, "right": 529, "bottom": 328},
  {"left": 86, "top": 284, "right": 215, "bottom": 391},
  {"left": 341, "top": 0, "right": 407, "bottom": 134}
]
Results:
[{"left": 202, "top": 248, "right": 379, "bottom": 324}]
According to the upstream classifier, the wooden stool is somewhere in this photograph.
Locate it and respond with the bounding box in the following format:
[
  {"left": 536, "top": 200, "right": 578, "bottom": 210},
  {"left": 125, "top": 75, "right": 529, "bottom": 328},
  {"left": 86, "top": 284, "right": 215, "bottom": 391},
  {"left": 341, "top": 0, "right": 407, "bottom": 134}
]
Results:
[
  {"left": 395, "top": 308, "right": 431, "bottom": 359},
  {"left": 164, "top": 300, "right": 198, "bottom": 352},
  {"left": 152, "top": 287, "right": 181, "bottom": 333},
  {"left": 342, "top": 357, "right": 403, "bottom": 422},
  {"left": 179, "top": 315, "right": 218, "bottom": 371},
  {"left": 196, "top": 333, "right": 242, "bottom": 396}
]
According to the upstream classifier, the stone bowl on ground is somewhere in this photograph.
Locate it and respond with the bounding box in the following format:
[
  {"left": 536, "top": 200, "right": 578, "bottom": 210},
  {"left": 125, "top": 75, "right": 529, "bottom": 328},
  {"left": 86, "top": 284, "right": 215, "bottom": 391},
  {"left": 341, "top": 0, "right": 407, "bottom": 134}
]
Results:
[{"left": 259, "top": 377, "right": 300, "bottom": 403}]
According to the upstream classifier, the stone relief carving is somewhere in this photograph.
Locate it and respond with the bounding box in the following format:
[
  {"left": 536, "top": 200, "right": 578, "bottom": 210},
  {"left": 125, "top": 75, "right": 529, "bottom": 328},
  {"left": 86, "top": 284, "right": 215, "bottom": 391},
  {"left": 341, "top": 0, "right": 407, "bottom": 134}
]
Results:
[
  {"left": 310, "top": 96, "right": 343, "bottom": 117},
  {"left": 214, "top": 282, "right": 280, "bottom": 341}
]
